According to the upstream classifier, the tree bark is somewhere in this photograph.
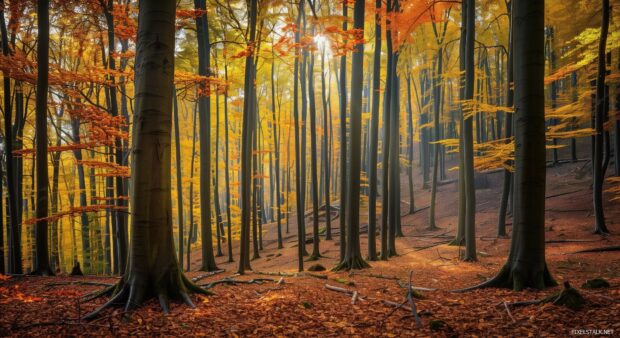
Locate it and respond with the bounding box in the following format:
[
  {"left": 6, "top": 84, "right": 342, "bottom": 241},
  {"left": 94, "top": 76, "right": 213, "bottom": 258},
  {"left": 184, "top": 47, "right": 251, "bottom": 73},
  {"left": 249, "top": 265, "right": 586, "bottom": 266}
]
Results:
[
  {"left": 195, "top": 0, "right": 218, "bottom": 271},
  {"left": 593, "top": 0, "right": 610, "bottom": 235},
  {"left": 32, "top": 0, "right": 53, "bottom": 276},
  {"left": 367, "top": 0, "right": 381, "bottom": 261},
  {"left": 333, "top": 0, "right": 370, "bottom": 271},
  {"left": 477, "top": 0, "right": 556, "bottom": 291},
  {"left": 85, "top": 1, "right": 208, "bottom": 319}
]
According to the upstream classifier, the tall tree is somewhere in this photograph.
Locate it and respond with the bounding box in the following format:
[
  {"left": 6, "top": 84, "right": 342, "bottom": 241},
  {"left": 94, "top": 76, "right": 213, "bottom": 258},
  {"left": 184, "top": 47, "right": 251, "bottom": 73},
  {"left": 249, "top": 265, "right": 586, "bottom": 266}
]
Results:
[
  {"left": 103, "top": 0, "right": 127, "bottom": 275},
  {"left": 238, "top": 0, "right": 258, "bottom": 274},
  {"left": 0, "top": 0, "right": 22, "bottom": 274},
  {"left": 462, "top": 0, "right": 477, "bottom": 261},
  {"left": 85, "top": 0, "right": 208, "bottom": 318},
  {"left": 592, "top": 0, "right": 610, "bottom": 235},
  {"left": 333, "top": 0, "right": 370, "bottom": 271},
  {"left": 497, "top": 0, "right": 513, "bottom": 238},
  {"left": 308, "top": 45, "right": 321, "bottom": 260},
  {"left": 195, "top": 0, "right": 218, "bottom": 271},
  {"left": 338, "top": 0, "right": 348, "bottom": 261},
  {"left": 463, "top": 0, "right": 556, "bottom": 291},
  {"left": 367, "top": 0, "right": 381, "bottom": 261},
  {"left": 173, "top": 90, "right": 185, "bottom": 265},
  {"left": 31, "top": 0, "right": 53, "bottom": 276}
]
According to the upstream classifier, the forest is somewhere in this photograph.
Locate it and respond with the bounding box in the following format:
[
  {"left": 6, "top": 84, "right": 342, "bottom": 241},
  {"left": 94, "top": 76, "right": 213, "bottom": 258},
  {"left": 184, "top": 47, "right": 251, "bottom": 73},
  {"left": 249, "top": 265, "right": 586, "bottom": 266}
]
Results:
[{"left": 0, "top": 0, "right": 619, "bottom": 336}]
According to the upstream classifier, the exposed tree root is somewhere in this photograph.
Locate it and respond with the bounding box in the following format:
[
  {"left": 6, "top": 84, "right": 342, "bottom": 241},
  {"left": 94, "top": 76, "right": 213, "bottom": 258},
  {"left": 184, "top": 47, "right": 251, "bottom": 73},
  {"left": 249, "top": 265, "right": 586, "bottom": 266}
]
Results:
[
  {"left": 253, "top": 271, "right": 296, "bottom": 277},
  {"left": 452, "top": 262, "right": 557, "bottom": 292},
  {"left": 331, "top": 256, "right": 371, "bottom": 271},
  {"left": 191, "top": 269, "right": 225, "bottom": 283},
  {"left": 570, "top": 246, "right": 620, "bottom": 254},
  {"left": 545, "top": 239, "right": 602, "bottom": 244},
  {"left": 83, "top": 272, "right": 212, "bottom": 321},
  {"left": 200, "top": 277, "right": 275, "bottom": 289}
]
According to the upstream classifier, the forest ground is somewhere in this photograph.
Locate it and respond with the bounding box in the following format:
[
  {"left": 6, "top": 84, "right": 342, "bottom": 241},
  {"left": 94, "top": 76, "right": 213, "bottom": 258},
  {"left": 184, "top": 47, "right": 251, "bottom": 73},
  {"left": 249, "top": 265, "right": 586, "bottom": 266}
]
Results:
[{"left": 1, "top": 159, "right": 619, "bottom": 337}]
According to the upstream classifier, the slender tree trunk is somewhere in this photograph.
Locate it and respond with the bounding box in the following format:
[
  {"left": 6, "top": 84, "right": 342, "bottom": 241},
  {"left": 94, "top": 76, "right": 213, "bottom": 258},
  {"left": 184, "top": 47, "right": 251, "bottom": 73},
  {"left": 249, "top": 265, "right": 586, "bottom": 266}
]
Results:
[
  {"left": 497, "top": 0, "right": 513, "bottom": 238},
  {"left": 272, "top": 46, "right": 283, "bottom": 249},
  {"left": 223, "top": 60, "right": 234, "bottom": 262},
  {"left": 308, "top": 44, "right": 321, "bottom": 260},
  {"left": 237, "top": 0, "right": 258, "bottom": 274},
  {"left": 291, "top": 0, "right": 305, "bottom": 272},
  {"left": 380, "top": 0, "right": 393, "bottom": 261},
  {"left": 0, "top": 0, "right": 22, "bottom": 274},
  {"left": 338, "top": 1, "right": 348, "bottom": 262},
  {"left": 195, "top": 0, "right": 218, "bottom": 271},
  {"left": 320, "top": 46, "right": 332, "bottom": 242},
  {"left": 187, "top": 102, "right": 198, "bottom": 271},
  {"left": 103, "top": 0, "right": 128, "bottom": 275},
  {"left": 173, "top": 90, "right": 185, "bottom": 264},
  {"left": 462, "top": 0, "right": 477, "bottom": 261},
  {"left": 593, "top": 0, "right": 610, "bottom": 235},
  {"left": 367, "top": 0, "right": 381, "bottom": 261},
  {"left": 214, "top": 88, "right": 223, "bottom": 257},
  {"left": 406, "top": 75, "right": 415, "bottom": 215}
]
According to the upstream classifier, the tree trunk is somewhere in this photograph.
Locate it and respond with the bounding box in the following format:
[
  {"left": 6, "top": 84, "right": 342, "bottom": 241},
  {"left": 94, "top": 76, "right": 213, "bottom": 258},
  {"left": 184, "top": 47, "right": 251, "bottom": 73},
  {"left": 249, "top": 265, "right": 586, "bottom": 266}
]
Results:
[
  {"left": 497, "top": 0, "right": 513, "bottom": 238},
  {"left": 237, "top": 0, "right": 258, "bottom": 274},
  {"left": 272, "top": 46, "right": 283, "bottom": 249},
  {"left": 223, "top": 59, "right": 234, "bottom": 262},
  {"left": 0, "top": 0, "right": 22, "bottom": 275},
  {"left": 32, "top": 0, "right": 53, "bottom": 276},
  {"left": 367, "top": 0, "right": 381, "bottom": 261},
  {"left": 593, "top": 0, "right": 610, "bottom": 235},
  {"left": 103, "top": 1, "right": 128, "bottom": 275},
  {"left": 173, "top": 90, "right": 185, "bottom": 265},
  {"left": 462, "top": 0, "right": 477, "bottom": 262},
  {"left": 187, "top": 102, "right": 198, "bottom": 271},
  {"left": 85, "top": 1, "right": 208, "bottom": 319},
  {"left": 406, "top": 75, "right": 415, "bottom": 216},
  {"left": 308, "top": 46, "right": 321, "bottom": 260},
  {"left": 195, "top": 0, "right": 218, "bottom": 271},
  {"left": 380, "top": 0, "right": 393, "bottom": 261},
  {"left": 291, "top": 0, "right": 305, "bottom": 272},
  {"left": 320, "top": 46, "right": 332, "bottom": 242},
  {"left": 333, "top": 0, "right": 370, "bottom": 271},
  {"left": 338, "top": 1, "right": 348, "bottom": 262},
  {"left": 479, "top": 0, "right": 556, "bottom": 291}
]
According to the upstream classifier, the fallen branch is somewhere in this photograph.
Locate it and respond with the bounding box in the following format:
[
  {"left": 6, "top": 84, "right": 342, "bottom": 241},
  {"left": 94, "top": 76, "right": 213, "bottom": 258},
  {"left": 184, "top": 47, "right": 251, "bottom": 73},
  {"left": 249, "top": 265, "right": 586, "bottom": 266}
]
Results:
[
  {"left": 545, "top": 189, "right": 583, "bottom": 199},
  {"left": 570, "top": 246, "right": 620, "bottom": 254},
  {"left": 201, "top": 277, "right": 275, "bottom": 289},
  {"left": 406, "top": 271, "right": 422, "bottom": 328},
  {"left": 325, "top": 284, "right": 366, "bottom": 301},
  {"left": 253, "top": 271, "right": 296, "bottom": 277},
  {"left": 44, "top": 281, "right": 114, "bottom": 289},
  {"left": 414, "top": 240, "right": 452, "bottom": 251},
  {"left": 503, "top": 301, "right": 516, "bottom": 322},
  {"left": 191, "top": 269, "right": 225, "bottom": 282},
  {"left": 546, "top": 239, "right": 602, "bottom": 244}
]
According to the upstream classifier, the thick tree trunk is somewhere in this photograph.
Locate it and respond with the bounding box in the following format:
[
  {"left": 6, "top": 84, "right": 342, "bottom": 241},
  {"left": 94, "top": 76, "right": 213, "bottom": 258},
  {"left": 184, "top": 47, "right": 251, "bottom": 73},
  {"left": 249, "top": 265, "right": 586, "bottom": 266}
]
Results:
[
  {"left": 333, "top": 0, "right": 370, "bottom": 271},
  {"left": 85, "top": 1, "right": 208, "bottom": 319},
  {"left": 32, "top": 0, "right": 53, "bottom": 276},
  {"left": 475, "top": 0, "right": 556, "bottom": 291}
]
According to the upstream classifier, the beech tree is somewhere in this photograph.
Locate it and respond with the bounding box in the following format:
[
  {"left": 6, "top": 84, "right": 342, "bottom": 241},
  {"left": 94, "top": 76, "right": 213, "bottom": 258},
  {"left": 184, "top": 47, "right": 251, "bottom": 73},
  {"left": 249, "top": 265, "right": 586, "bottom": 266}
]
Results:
[{"left": 85, "top": 0, "right": 208, "bottom": 318}]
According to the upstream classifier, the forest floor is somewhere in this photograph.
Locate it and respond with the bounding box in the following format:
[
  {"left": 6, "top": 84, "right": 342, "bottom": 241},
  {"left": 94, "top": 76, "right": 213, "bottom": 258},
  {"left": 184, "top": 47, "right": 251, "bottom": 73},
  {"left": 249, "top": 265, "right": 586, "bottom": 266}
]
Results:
[{"left": 1, "top": 160, "right": 619, "bottom": 337}]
